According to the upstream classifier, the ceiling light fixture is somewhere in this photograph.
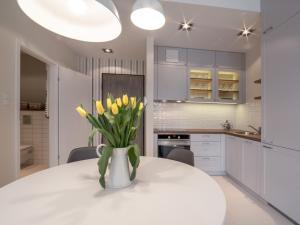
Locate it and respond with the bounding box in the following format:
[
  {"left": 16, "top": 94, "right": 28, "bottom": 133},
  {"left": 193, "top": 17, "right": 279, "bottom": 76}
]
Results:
[
  {"left": 131, "top": 0, "right": 166, "bottom": 30},
  {"left": 238, "top": 26, "right": 255, "bottom": 37},
  {"left": 102, "top": 48, "right": 113, "bottom": 53},
  {"left": 179, "top": 21, "right": 193, "bottom": 31},
  {"left": 17, "top": 0, "right": 122, "bottom": 42}
]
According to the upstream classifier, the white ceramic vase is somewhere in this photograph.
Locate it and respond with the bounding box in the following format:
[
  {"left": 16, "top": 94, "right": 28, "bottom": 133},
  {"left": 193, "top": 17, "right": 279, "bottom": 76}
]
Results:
[{"left": 96, "top": 145, "right": 131, "bottom": 189}]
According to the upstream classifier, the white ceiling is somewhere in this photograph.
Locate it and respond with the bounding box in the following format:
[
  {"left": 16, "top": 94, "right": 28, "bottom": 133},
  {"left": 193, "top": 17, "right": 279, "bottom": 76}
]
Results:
[
  {"left": 61, "top": 0, "right": 261, "bottom": 59},
  {"left": 152, "top": 2, "right": 261, "bottom": 52},
  {"left": 164, "top": 0, "right": 260, "bottom": 12},
  {"left": 0, "top": 0, "right": 261, "bottom": 60}
]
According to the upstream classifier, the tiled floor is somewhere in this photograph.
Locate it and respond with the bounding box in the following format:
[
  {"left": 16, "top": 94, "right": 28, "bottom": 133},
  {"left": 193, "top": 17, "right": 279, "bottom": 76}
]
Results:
[
  {"left": 214, "top": 176, "right": 295, "bottom": 225},
  {"left": 20, "top": 164, "right": 48, "bottom": 177}
]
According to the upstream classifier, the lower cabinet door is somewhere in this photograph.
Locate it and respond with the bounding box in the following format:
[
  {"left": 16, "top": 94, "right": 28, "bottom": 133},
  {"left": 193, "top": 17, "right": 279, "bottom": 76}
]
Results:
[
  {"left": 194, "top": 157, "right": 221, "bottom": 173},
  {"left": 191, "top": 142, "right": 221, "bottom": 157},
  {"left": 263, "top": 145, "right": 300, "bottom": 224},
  {"left": 226, "top": 136, "right": 243, "bottom": 181},
  {"left": 242, "top": 140, "right": 260, "bottom": 193}
]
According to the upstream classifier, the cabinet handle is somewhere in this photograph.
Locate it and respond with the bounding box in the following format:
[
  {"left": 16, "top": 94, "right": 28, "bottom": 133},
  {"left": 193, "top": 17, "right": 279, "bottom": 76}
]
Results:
[
  {"left": 263, "top": 26, "right": 273, "bottom": 34},
  {"left": 262, "top": 145, "right": 273, "bottom": 149},
  {"left": 202, "top": 157, "right": 211, "bottom": 160}
]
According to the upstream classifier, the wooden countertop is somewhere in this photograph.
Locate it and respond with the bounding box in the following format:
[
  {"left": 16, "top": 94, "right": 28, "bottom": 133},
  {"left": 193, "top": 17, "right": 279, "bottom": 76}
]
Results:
[{"left": 154, "top": 129, "right": 261, "bottom": 142}]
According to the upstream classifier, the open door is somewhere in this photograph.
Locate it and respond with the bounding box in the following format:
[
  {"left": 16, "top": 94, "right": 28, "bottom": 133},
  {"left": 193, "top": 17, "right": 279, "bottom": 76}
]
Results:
[{"left": 58, "top": 67, "right": 92, "bottom": 164}]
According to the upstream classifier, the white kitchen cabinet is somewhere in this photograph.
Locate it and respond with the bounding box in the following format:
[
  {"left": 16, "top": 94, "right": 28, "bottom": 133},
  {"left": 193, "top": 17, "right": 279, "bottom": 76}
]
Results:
[
  {"left": 191, "top": 134, "right": 221, "bottom": 142},
  {"left": 157, "top": 46, "right": 187, "bottom": 65},
  {"left": 187, "top": 49, "right": 215, "bottom": 67},
  {"left": 263, "top": 145, "right": 300, "bottom": 224},
  {"left": 194, "top": 157, "right": 222, "bottom": 173},
  {"left": 263, "top": 12, "right": 300, "bottom": 151},
  {"left": 191, "top": 134, "right": 224, "bottom": 175},
  {"left": 215, "top": 51, "right": 245, "bottom": 70},
  {"left": 225, "top": 136, "right": 243, "bottom": 182},
  {"left": 157, "top": 64, "right": 188, "bottom": 101},
  {"left": 191, "top": 142, "right": 221, "bottom": 157},
  {"left": 226, "top": 136, "right": 263, "bottom": 196},
  {"left": 242, "top": 140, "right": 261, "bottom": 194},
  {"left": 261, "top": 0, "right": 300, "bottom": 33}
]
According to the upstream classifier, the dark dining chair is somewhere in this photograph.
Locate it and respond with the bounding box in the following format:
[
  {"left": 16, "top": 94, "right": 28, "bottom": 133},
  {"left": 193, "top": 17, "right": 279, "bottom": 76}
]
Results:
[
  {"left": 67, "top": 147, "right": 99, "bottom": 163},
  {"left": 166, "top": 148, "right": 194, "bottom": 166}
]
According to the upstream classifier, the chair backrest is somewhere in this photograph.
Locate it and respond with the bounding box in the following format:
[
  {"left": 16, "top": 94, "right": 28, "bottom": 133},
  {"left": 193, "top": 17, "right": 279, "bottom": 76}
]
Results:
[
  {"left": 67, "top": 147, "right": 98, "bottom": 163},
  {"left": 166, "top": 148, "right": 194, "bottom": 166}
]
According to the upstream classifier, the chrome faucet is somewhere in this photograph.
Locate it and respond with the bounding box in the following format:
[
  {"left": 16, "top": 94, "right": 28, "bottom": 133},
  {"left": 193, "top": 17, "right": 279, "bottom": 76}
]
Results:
[{"left": 248, "top": 125, "right": 261, "bottom": 135}]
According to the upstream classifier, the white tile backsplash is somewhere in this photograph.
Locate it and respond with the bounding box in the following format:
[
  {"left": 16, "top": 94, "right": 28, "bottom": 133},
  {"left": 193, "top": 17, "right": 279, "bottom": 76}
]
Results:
[
  {"left": 20, "top": 111, "right": 49, "bottom": 165},
  {"left": 154, "top": 102, "right": 237, "bottom": 130},
  {"left": 236, "top": 102, "right": 261, "bottom": 131},
  {"left": 154, "top": 102, "right": 261, "bottom": 131}
]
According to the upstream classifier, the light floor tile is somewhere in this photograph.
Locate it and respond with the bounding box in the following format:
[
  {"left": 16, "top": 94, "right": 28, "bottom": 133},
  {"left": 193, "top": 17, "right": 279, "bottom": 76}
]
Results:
[
  {"left": 20, "top": 164, "right": 48, "bottom": 178},
  {"left": 214, "top": 176, "right": 295, "bottom": 225}
]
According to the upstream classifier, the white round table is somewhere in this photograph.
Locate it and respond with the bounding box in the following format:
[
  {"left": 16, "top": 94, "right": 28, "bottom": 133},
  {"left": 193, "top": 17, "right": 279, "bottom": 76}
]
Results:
[{"left": 0, "top": 157, "right": 226, "bottom": 225}]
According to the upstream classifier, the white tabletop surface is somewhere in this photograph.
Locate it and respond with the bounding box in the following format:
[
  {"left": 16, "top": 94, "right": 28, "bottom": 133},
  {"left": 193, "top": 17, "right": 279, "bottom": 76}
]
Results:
[{"left": 0, "top": 157, "right": 226, "bottom": 225}]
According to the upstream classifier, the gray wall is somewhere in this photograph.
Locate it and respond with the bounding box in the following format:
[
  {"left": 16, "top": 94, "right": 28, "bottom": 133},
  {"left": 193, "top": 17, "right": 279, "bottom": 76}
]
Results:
[{"left": 21, "top": 53, "right": 47, "bottom": 104}]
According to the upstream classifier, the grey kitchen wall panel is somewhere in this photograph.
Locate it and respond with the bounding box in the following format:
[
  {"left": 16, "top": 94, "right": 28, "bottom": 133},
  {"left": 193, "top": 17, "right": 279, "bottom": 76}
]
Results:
[{"left": 187, "top": 49, "right": 215, "bottom": 67}]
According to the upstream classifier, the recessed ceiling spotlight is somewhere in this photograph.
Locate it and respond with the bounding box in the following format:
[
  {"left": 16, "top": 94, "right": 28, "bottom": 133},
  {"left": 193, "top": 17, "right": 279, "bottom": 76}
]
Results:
[
  {"left": 102, "top": 48, "right": 113, "bottom": 53},
  {"left": 238, "top": 26, "right": 255, "bottom": 37},
  {"left": 179, "top": 21, "right": 193, "bottom": 31}
]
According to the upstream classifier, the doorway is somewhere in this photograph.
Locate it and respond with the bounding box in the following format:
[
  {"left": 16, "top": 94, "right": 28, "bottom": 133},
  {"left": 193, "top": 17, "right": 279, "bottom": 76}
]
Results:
[{"left": 19, "top": 52, "right": 49, "bottom": 177}]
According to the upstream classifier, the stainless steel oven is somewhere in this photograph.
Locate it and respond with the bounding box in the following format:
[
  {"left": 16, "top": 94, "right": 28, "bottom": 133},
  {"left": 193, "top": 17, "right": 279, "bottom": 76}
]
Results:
[{"left": 157, "top": 134, "right": 191, "bottom": 158}]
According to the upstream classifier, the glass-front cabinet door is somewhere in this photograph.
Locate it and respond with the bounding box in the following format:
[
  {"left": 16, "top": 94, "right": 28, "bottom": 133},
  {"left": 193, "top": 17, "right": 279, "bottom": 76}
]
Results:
[
  {"left": 217, "top": 70, "right": 241, "bottom": 102},
  {"left": 188, "top": 68, "right": 214, "bottom": 101}
]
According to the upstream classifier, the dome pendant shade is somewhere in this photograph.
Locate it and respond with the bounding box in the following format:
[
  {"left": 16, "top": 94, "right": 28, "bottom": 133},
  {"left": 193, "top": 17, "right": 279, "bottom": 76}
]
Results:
[
  {"left": 17, "top": 0, "right": 122, "bottom": 42},
  {"left": 131, "top": 0, "right": 166, "bottom": 30}
]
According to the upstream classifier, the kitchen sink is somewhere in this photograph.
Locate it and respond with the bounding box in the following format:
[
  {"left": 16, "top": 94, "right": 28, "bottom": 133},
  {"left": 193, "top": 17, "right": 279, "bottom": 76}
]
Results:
[{"left": 233, "top": 131, "right": 258, "bottom": 136}]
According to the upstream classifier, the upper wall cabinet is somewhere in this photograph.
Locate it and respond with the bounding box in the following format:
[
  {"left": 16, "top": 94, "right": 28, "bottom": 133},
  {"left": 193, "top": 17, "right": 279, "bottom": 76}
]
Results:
[
  {"left": 154, "top": 46, "right": 245, "bottom": 103},
  {"left": 216, "top": 69, "right": 244, "bottom": 103},
  {"left": 156, "top": 64, "right": 188, "bottom": 101},
  {"left": 261, "top": 0, "right": 300, "bottom": 33},
  {"left": 187, "top": 49, "right": 215, "bottom": 67},
  {"left": 156, "top": 46, "right": 187, "bottom": 65},
  {"left": 216, "top": 51, "right": 245, "bottom": 70}
]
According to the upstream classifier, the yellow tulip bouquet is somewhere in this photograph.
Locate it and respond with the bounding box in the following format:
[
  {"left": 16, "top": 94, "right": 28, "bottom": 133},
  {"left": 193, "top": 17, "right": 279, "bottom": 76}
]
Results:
[{"left": 76, "top": 94, "right": 144, "bottom": 188}]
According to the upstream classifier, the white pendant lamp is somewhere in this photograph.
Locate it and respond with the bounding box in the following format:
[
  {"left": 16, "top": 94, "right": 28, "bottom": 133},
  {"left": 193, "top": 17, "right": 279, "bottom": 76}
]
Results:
[
  {"left": 17, "top": 0, "right": 122, "bottom": 42},
  {"left": 131, "top": 0, "right": 166, "bottom": 30}
]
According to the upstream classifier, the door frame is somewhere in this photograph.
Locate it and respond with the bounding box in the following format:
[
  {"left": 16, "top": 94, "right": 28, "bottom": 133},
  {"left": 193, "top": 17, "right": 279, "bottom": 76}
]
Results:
[
  {"left": 101, "top": 73, "right": 145, "bottom": 155},
  {"left": 15, "top": 41, "right": 60, "bottom": 178}
]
